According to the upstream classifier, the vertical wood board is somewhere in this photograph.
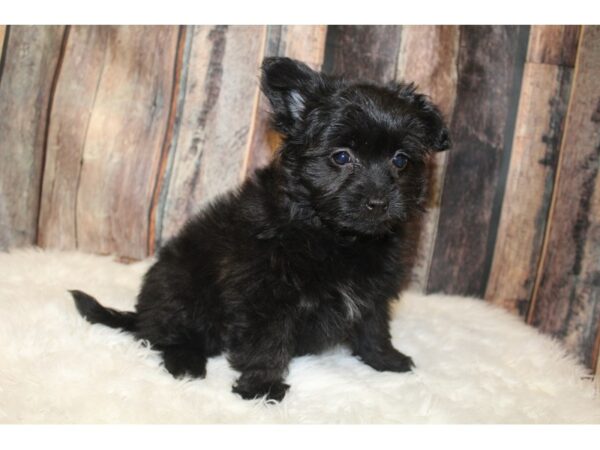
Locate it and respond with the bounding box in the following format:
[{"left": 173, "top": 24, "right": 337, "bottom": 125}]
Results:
[
  {"left": 157, "top": 26, "right": 266, "bottom": 244},
  {"left": 323, "top": 25, "right": 403, "bottom": 82},
  {"left": 0, "top": 26, "right": 65, "bottom": 250},
  {"left": 72, "top": 26, "right": 179, "bottom": 259},
  {"left": 485, "top": 26, "right": 580, "bottom": 315},
  {"left": 427, "top": 26, "right": 530, "bottom": 297},
  {"left": 396, "top": 25, "right": 460, "bottom": 290},
  {"left": 38, "top": 26, "right": 111, "bottom": 250},
  {"left": 243, "top": 25, "right": 328, "bottom": 178},
  {"left": 529, "top": 26, "right": 600, "bottom": 369}
]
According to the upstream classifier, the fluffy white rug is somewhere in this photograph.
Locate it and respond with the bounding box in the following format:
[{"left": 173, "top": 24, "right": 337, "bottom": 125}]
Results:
[{"left": 0, "top": 249, "right": 598, "bottom": 424}]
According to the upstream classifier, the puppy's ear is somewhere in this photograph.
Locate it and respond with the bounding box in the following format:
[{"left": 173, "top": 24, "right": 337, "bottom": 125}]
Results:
[
  {"left": 261, "top": 57, "right": 326, "bottom": 135},
  {"left": 432, "top": 126, "right": 451, "bottom": 152},
  {"left": 390, "top": 82, "right": 452, "bottom": 152}
]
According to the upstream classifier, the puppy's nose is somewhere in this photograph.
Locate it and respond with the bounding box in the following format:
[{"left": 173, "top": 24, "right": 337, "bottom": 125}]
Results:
[{"left": 366, "top": 198, "right": 388, "bottom": 212}]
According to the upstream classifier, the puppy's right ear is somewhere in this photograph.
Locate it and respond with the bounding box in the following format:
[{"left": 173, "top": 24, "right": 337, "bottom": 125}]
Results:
[{"left": 260, "top": 57, "right": 325, "bottom": 135}]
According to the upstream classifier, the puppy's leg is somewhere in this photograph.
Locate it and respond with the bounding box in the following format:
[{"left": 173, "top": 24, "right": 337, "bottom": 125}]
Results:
[
  {"left": 159, "top": 344, "right": 208, "bottom": 379},
  {"left": 232, "top": 370, "right": 290, "bottom": 402},
  {"left": 351, "top": 306, "right": 414, "bottom": 373},
  {"left": 228, "top": 316, "right": 294, "bottom": 402}
]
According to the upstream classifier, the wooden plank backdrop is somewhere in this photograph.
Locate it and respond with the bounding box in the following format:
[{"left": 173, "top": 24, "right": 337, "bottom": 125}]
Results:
[
  {"left": 0, "top": 26, "right": 66, "bottom": 249},
  {"left": 37, "top": 26, "right": 179, "bottom": 259},
  {"left": 155, "top": 26, "right": 267, "bottom": 246},
  {"left": 396, "top": 26, "right": 459, "bottom": 290},
  {"left": 0, "top": 25, "right": 598, "bottom": 374},
  {"left": 527, "top": 25, "right": 600, "bottom": 370},
  {"left": 242, "top": 25, "right": 327, "bottom": 178},
  {"left": 427, "top": 26, "right": 531, "bottom": 297},
  {"left": 485, "top": 26, "right": 580, "bottom": 316}
]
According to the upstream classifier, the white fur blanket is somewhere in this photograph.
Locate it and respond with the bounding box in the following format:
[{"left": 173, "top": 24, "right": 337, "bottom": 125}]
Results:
[{"left": 0, "top": 249, "right": 598, "bottom": 423}]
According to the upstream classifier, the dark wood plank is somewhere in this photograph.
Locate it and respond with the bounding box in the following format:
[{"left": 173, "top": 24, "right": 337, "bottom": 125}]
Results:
[
  {"left": 155, "top": 26, "right": 267, "bottom": 246},
  {"left": 528, "top": 25, "right": 600, "bottom": 370},
  {"left": 396, "top": 25, "right": 460, "bottom": 290},
  {"left": 0, "top": 26, "right": 66, "bottom": 250},
  {"left": 323, "top": 25, "right": 403, "bottom": 82},
  {"left": 486, "top": 26, "right": 580, "bottom": 315},
  {"left": 38, "top": 26, "right": 179, "bottom": 260},
  {"left": 242, "top": 25, "right": 328, "bottom": 177},
  {"left": 427, "top": 26, "right": 530, "bottom": 297}
]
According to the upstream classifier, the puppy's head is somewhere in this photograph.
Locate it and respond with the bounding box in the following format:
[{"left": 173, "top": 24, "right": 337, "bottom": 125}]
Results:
[{"left": 261, "top": 57, "right": 451, "bottom": 235}]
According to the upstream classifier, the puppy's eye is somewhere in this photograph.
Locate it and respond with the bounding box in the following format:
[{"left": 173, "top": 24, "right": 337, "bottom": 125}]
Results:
[
  {"left": 332, "top": 150, "right": 352, "bottom": 165},
  {"left": 392, "top": 152, "right": 409, "bottom": 170}
]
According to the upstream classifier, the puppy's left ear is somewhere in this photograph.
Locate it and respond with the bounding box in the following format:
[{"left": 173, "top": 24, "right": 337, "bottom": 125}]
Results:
[
  {"left": 261, "top": 57, "right": 328, "bottom": 135},
  {"left": 415, "top": 96, "right": 452, "bottom": 152},
  {"left": 430, "top": 124, "right": 451, "bottom": 152},
  {"left": 391, "top": 82, "right": 452, "bottom": 152}
]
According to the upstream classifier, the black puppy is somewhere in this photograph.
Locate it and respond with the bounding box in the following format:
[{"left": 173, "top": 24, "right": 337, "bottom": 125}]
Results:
[{"left": 71, "top": 57, "right": 450, "bottom": 402}]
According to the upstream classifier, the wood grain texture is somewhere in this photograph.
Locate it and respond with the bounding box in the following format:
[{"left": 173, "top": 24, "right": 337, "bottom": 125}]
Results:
[
  {"left": 528, "top": 26, "right": 600, "bottom": 370},
  {"left": 38, "top": 26, "right": 111, "bottom": 250},
  {"left": 38, "top": 26, "right": 179, "bottom": 259},
  {"left": 396, "top": 25, "right": 459, "bottom": 290},
  {"left": 147, "top": 26, "right": 187, "bottom": 256},
  {"left": 323, "top": 25, "right": 402, "bottom": 82},
  {"left": 156, "top": 26, "right": 267, "bottom": 245},
  {"left": 595, "top": 330, "right": 600, "bottom": 378},
  {"left": 597, "top": 353, "right": 600, "bottom": 386},
  {"left": 485, "top": 26, "right": 580, "bottom": 315},
  {"left": 528, "top": 25, "right": 581, "bottom": 66},
  {"left": 0, "top": 26, "right": 6, "bottom": 59},
  {"left": 0, "top": 26, "right": 65, "bottom": 250},
  {"left": 427, "top": 26, "right": 530, "bottom": 297},
  {"left": 242, "top": 25, "right": 328, "bottom": 177},
  {"left": 280, "top": 25, "right": 327, "bottom": 69}
]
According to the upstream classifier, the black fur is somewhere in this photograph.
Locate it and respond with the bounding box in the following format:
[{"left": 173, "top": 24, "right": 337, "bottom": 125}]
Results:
[{"left": 71, "top": 57, "right": 450, "bottom": 402}]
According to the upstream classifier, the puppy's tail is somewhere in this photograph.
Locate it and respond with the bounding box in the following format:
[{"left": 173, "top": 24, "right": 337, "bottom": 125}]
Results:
[{"left": 70, "top": 290, "right": 137, "bottom": 333}]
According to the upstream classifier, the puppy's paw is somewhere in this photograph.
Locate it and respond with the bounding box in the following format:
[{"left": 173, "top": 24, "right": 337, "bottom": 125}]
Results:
[
  {"left": 161, "top": 347, "right": 207, "bottom": 379},
  {"left": 359, "top": 349, "right": 415, "bottom": 373},
  {"left": 385, "top": 353, "right": 415, "bottom": 373},
  {"left": 232, "top": 380, "right": 290, "bottom": 402}
]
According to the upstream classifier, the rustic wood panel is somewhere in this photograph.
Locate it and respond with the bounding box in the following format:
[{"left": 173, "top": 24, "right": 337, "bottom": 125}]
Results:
[
  {"left": 595, "top": 332, "right": 600, "bottom": 380},
  {"left": 0, "top": 26, "right": 6, "bottom": 59},
  {"left": 427, "top": 26, "right": 530, "bottom": 297},
  {"left": 528, "top": 25, "right": 600, "bottom": 370},
  {"left": 156, "top": 26, "right": 267, "bottom": 245},
  {"left": 528, "top": 25, "right": 581, "bottom": 66},
  {"left": 242, "top": 25, "right": 328, "bottom": 178},
  {"left": 323, "top": 25, "right": 403, "bottom": 82},
  {"left": 38, "top": 26, "right": 111, "bottom": 250},
  {"left": 0, "top": 26, "right": 65, "bottom": 250},
  {"left": 279, "top": 26, "right": 327, "bottom": 69},
  {"left": 147, "top": 26, "right": 187, "bottom": 255},
  {"left": 396, "top": 25, "right": 460, "bottom": 290},
  {"left": 485, "top": 26, "right": 580, "bottom": 315},
  {"left": 38, "top": 26, "right": 179, "bottom": 259},
  {"left": 596, "top": 354, "right": 600, "bottom": 388}
]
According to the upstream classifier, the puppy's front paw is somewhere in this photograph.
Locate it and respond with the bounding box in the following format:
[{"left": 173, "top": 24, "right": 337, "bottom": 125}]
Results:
[
  {"left": 359, "top": 349, "right": 415, "bottom": 373},
  {"left": 161, "top": 346, "right": 207, "bottom": 379},
  {"left": 232, "top": 379, "right": 290, "bottom": 402},
  {"left": 385, "top": 353, "right": 415, "bottom": 373}
]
